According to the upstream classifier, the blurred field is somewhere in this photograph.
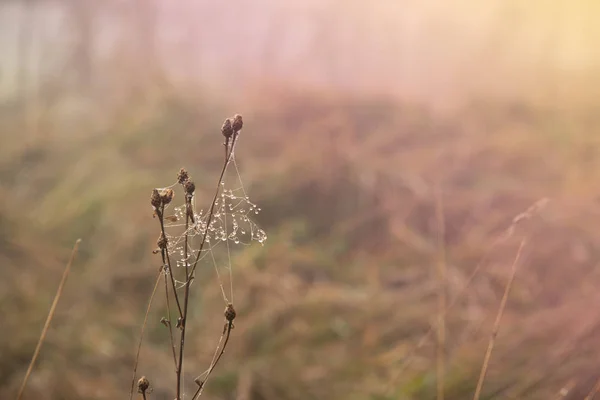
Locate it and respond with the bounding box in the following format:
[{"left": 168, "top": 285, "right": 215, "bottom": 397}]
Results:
[{"left": 2, "top": 1, "right": 600, "bottom": 400}]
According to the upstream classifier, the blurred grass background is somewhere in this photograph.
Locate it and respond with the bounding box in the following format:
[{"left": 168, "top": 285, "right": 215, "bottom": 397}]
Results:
[{"left": 1, "top": 1, "right": 600, "bottom": 399}]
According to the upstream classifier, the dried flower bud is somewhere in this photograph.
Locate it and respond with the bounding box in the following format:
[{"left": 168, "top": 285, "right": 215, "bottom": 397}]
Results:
[
  {"left": 160, "top": 188, "right": 174, "bottom": 205},
  {"left": 221, "top": 118, "right": 234, "bottom": 138},
  {"left": 157, "top": 233, "right": 168, "bottom": 249},
  {"left": 177, "top": 168, "right": 189, "bottom": 184},
  {"left": 150, "top": 189, "right": 162, "bottom": 208},
  {"left": 184, "top": 180, "right": 195, "bottom": 195},
  {"left": 224, "top": 303, "right": 236, "bottom": 322},
  {"left": 137, "top": 376, "right": 150, "bottom": 393},
  {"left": 232, "top": 114, "right": 243, "bottom": 133}
]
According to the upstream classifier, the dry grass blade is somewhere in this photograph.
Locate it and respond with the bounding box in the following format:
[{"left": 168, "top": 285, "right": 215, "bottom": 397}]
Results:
[
  {"left": 191, "top": 319, "right": 235, "bottom": 400},
  {"left": 472, "top": 238, "right": 526, "bottom": 400},
  {"left": 129, "top": 270, "right": 163, "bottom": 400},
  {"left": 584, "top": 378, "right": 600, "bottom": 399},
  {"left": 386, "top": 198, "right": 547, "bottom": 396},
  {"left": 16, "top": 238, "right": 82, "bottom": 400}
]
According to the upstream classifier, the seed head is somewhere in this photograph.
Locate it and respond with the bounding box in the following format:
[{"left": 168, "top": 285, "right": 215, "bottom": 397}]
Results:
[
  {"left": 150, "top": 189, "right": 162, "bottom": 208},
  {"left": 221, "top": 118, "right": 234, "bottom": 138},
  {"left": 184, "top": 180, "right": 195, "bottom": 196},
  {"left": 177, "top": 168, "right": 189, "bottom": 184},
  {"left": 137, "top": 376, "right": 150, "bottom": 394},
  {"left": 224, "top": 303, "right": 236, "bottom": 322},
  {"left": 232, "top": 114, "right": 243, "bottom": 133},
  {"left": 160, "top": 188, "right": 174, "bottom": 205},
  {"left": 157, "top": 233, "right": 168, "bottom": 249}
]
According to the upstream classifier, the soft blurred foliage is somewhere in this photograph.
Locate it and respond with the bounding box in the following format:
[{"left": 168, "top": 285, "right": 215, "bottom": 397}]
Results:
[{"left": 1, "top": 1, "right": 600, "bottom": 399}]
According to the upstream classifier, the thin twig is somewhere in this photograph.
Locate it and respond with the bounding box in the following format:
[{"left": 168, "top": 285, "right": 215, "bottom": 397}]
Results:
[
  {"left": 191, "top": 321, "right": 234, "bottom": 400},
  {"left": 17, "top": 238, "right": 81, "bottom": 400},
  {"left": 188, "top": 132, "right": 238, "bottom": 280},
  {"left": 176, "top": 133, "right": 238, "bottom": 399},
  {"left": 585, "top": 379, "right": 600, "bottom": 400},
  {"left": 473, "top": 238, "right": 526, "bottom": 400},
  {"left": 387, "top": 198, "right": 547, "bottom": 394},
  {"left": 158, "top": 205, "right": 183, "bottom": 318},
  {"left": 391, "top": 238, "right": 500, "bottom": 379},
  {"left": 175, "top": 191, "right": 193, "bottom": 400},
  {"left": 129, "top": 269, "right": 163, "bottom": 400},
  {"left": 163, "top": 270, "right": 178, "bottom": 370}
]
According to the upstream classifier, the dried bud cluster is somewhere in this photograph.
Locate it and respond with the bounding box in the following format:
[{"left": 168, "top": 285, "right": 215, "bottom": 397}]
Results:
[
  {"left": 232, "top": 114, "right": 243, "bottom": 133},
  {"left": 137, "top": 376, "right": 150, "bottom": 394},
  {"left": 221, "top": 118, "right": 234, "bottom": 138},
  {"left": 224, "top": 303, "right": 236, "bottom": 322},
  {"left": 160, "top": 188, "right": 174, "bottom": 205},
  {"left": 151, "top": 188, "right": 176, "bottom": 209},
  {"left": 150, "top": 189, "right": 161, "bottom": 208},
  {"left": 184, "top": 180, "right": 195, "bottom": 196},
  {"left": 177, "top": 168, "right": 189, "bottom": 184}
]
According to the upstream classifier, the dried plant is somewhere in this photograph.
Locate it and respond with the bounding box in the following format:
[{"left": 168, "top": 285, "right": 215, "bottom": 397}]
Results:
[
  {"left": 385, "top": 198, "right": 548, "bottom": 397},
  {"left": 129, "top": 115, "right": 266, "bottom": 399},
  {"left": 16, "top": 239, "right": 82, "bottom": 400}
]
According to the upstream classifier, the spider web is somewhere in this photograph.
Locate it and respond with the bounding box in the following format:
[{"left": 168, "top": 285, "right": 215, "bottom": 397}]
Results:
[{"left": 157, "top": 141, "right": 266, "bottom": 398}]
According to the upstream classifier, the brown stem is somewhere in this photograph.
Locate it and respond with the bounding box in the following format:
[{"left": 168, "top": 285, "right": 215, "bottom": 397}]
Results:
[
  {"left": 473, "top": 239, "right": 526, "bottom": 400},
  {"left": 175, "top": 196, "right": 192, "bottom": 400},
  {"left": 129, "top": 269, "right": 162, "bottom": 400},
  {"left": 188, "top": 132, "right": 238, "bottom": 280},
  {"left": 17, "top": 239, "right": 81, "bottom": 400},
  {"left": 191, "top": 321, "right": 234, "bottom": 400},
  {"left": 163, "top": 270, "right": 178, "bottom": 370},
  {"left": 177, "top": 133, "right": 238, "bottom": 399},
  {"left": 157, "top": 206, "right": 183, "bottom": 318}
]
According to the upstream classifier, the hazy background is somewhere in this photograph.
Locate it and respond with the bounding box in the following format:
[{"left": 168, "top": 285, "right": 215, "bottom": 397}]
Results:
[{"left": 1, "top": 1, "right": 600, "bottom": 399}]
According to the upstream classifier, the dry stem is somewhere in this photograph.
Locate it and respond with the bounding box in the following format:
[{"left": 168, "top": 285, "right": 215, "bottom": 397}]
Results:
[
  {"left": 17, "top": 239, "right": 81, "bottom": 400},
  {"left": 472, "top": 238, "right": 526, "bottom": 400},
  {"left": 129, "top": 269, "right": 163, "bottom": 400},
  {"left": 175, "top": 131, "right": 239, "bottom": 399}
]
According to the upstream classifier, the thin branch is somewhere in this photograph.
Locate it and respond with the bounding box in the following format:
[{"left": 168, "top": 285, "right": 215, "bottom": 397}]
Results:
[
  {"left": 387, "top": 198, "right": 547, "bottom": 393},
  {"left": 175, "top": 192, "right": 193, "bottom": 400},
  {"left": 188, "top": 132, "right": 238, "bottom": 280},
  {"left": 473, "top": 239, "right": 526, "bottom": 400},
  {"left": 585, "top": 378, "right": 600, "bottom": 400},
  {"left": 177, "top": 133, "right": 238, "bottom": 399},
  {"left": 17, "top": 239, "right": 81, "bottom": 400},
  {"left": 191, "top": 320, "right": 234, "bottom": 400},
  {"left": 158, "top": 205, "right": 183, "bottom": 318},
  {"left": 164, "top": 270, "right": 178, "bottom": 370},
  {"left": 129, "top": 269, "right": 163, "bottom": 400}
]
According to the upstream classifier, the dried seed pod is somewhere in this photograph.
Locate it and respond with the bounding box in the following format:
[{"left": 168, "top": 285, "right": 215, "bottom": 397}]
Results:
[
  {"left": 221, "top": 118, "right": 234, "bottom": 138},
  {"left": 137, "top": 376, "right": 150, "bottom": 394},
  {"left": 157, "top": 233, "right": 168, "bottom": 249},
  {"left": 177, "top": 167, "right": 189, "bottom": 184},
  {"left": 150, "top": 189, "right": 162, "bottom": 208},
  {"left": 232, "top": 114, "right": 243, "bottom": 133},
  {"left": 160, "top": 188, "right": 174, "bottom": 205},
  {"left": 224, "top": 303, "right": 236, "bottom": 322},
  {"left": 184, "top": 180, "right": 195, "bottom": 196}
]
